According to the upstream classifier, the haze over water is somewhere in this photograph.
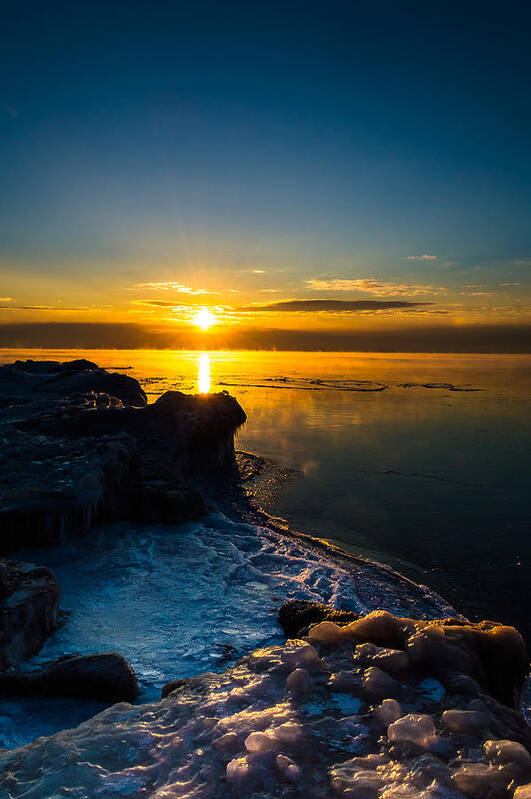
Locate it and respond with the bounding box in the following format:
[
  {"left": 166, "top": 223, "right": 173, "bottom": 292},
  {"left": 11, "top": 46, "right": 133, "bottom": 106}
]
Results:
[{"left": 3, "top": 348, "right": 530, "bottom": 642}]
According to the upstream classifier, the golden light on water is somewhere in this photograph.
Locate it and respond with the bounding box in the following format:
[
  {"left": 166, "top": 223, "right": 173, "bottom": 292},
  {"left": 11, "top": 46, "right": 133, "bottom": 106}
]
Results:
[
  {"left": 198, "top": 352, "right": 211, "bottom": 393},
  {"left": 193, "top": 308, "right": 215, "bottom": 330}
]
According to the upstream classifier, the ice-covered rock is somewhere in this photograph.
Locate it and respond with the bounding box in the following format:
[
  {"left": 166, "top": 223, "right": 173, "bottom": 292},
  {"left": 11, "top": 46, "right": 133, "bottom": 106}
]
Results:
[
  {"left": 327, "top": 670, "right": 361, "bottom": 694},
  {"left": 0, "top": 652, "right": 138, "bottom": 703},
  {"left": 308, "top": 610, "right": 528, "bottom": 709},
  {"left": 441, "top": 709, "right": 490, "bottom": 735},
  {"left": 451, "top": 761, "right": 509, "bottom": 797},
  {"left": 387, "top": 713, "right": 437, "bottom": 747},
  {"left": 275, "top": 753, "right": 301, "bottom": 783},
  {"left": 280, "top": 640, "right": 325, "bottom": 671},
  {"left": 484, "top": 738, "right": 531, "bottom": 772},
  {"left": 1, "top": 606, "right": 530, "bottom": 798},
  {"left": 352, "top": 641, "right": 409, "bottom": 672},
  {"left": 362, "top": 666, "right": 401, "bottom": 699},
  {"left": 286, "top": 667, "right": 311, "bottom": 693},
  {"left": 0, "top": 559, "right": 59, "bottom": 670},
  {"left": 374, "top": 697, "right": 402, "bottom": 726},
  {"left": 0, "top": 360, "right": 246, "bottom": 550}
]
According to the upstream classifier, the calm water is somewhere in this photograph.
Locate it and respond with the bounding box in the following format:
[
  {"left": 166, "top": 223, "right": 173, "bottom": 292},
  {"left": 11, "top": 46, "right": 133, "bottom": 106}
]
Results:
[{"left": 2, "top": 349, "right": 531, "bottom": 641}]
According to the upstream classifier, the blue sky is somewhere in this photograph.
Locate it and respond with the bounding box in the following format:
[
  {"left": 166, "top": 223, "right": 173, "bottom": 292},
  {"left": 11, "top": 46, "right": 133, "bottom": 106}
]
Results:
[{"left": 1, "top": 0, "right": 530, "bottom": 344}]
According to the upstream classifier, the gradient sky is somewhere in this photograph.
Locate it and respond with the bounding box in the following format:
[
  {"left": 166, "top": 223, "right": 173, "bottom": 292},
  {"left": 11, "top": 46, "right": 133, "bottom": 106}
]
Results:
[{"left": 1, "top": 1, "right": 530, "bottom": 347}]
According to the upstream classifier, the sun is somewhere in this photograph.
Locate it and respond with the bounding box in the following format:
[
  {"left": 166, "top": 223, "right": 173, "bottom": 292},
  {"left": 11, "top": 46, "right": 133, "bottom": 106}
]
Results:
[{"left": 193, "top": 308, "right": 215, "bottom": 330}]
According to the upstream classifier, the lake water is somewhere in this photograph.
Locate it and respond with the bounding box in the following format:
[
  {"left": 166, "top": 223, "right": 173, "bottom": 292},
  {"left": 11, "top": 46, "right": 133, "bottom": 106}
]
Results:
[{"left": 2, "top": 349, "right": 530, "bottom": 641}]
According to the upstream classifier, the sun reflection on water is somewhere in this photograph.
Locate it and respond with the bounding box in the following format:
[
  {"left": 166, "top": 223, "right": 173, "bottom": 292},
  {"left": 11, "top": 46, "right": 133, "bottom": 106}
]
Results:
[{"left": 198, "top": 352, "right": 211, "bottom": 394}]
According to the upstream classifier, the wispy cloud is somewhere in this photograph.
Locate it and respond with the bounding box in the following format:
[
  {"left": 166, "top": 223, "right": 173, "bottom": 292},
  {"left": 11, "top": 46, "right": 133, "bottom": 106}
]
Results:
[
  {"left": 260, "top": 288, "right": 284, "bottom": 293},
  {"left": 0, "top": 297, "right": 13, "bottom": 302},
  {"left": 239, "top": 269, "right": 267, "bottom": 274},
  {"left": 239, "top": 299, "right": 432, "bottom": 313},
  {"left": 407, "top": 254, "right": 437, "bottom": 261},
  {"left": 0, "top": 304, "right": 89, "bottom": 311},
  {"left": 306, "top": 278, "right": 444, "bottom": 296},
  {"left": 460, "top": 291, "right": 495, "bottom": 296},
  {"left": 133, "top": 300, "right": 188, "bottom": 308},
  {"left": 131, "top": 282, "right": 216, "bottom": 295},
  {"left": 500, "top": 282, "right": 520, "bottom": 287}
]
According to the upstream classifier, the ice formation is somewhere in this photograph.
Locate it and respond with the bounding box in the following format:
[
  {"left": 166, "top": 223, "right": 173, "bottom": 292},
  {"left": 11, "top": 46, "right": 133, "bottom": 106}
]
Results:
[
  {"left": 1, "top": 510, "right": 454, "bottom": 745},
  {"left": 1, "top": 606, "right": 530, "bottom": 798}
]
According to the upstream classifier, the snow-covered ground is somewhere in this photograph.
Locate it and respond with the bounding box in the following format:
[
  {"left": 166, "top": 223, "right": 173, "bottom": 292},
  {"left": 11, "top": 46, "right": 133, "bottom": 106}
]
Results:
[{"left": 1, "top": 512, "right": 455, "bottom": 748}]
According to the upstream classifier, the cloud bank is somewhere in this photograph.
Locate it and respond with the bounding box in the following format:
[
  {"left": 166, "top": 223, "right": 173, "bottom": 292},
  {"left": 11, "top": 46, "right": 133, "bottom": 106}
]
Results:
[{"left": 2, "top": 322, "right": 531, "bottom": 353}]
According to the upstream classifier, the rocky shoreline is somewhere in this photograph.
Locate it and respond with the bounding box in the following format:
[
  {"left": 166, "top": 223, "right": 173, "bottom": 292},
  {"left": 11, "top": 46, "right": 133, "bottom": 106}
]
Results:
[
  {"left": 0, "top": 358, "right": 245, "bottom": 702},
  {"left": 0, "top": 359, "right": 530, "bottom": 798}
]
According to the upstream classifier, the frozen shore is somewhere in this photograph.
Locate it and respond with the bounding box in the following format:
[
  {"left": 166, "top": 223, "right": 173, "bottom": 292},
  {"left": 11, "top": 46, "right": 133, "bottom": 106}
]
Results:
[{"left": 0, "top": 359, "right": 529, "bottom": 797}]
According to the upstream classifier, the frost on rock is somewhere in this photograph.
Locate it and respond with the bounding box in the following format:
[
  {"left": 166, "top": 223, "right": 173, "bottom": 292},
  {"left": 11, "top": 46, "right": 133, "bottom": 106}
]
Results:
[{"left": 1, "top": 610, "right": 530, "bottom": 798}]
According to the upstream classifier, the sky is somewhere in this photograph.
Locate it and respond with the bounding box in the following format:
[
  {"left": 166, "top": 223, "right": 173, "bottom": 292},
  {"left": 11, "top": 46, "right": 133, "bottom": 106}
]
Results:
[{"left": 1, "top": 0, "right": 530, "bottom": 350}]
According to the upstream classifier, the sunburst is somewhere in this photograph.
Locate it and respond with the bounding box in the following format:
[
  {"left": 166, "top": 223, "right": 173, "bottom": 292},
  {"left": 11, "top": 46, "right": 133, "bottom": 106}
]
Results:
[{"left": 193, "top": 308, "right": 215, "bottom": 330}]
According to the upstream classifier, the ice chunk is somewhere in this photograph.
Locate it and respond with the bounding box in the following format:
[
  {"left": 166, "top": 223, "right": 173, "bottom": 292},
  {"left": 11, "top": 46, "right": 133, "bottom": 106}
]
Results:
[
  {"left": 362, "top": 666, "right": 400, "bottom": 699},
  {"left": 245, "top": 731, "right": 275, "bottom": 753},
  {"left": 272, "top": 722, "right": 303, "bottom": 745},
  {"left": 286, "top": 667, "right": 311, "bottom": 693},
  {"left": 353, "top": 642, "right": 409, "bottom": 672},
  {"left": 342, "top": 609, "right": 408, "bottom": 641},
  {"left": 276, "top": 754, "right": 302, "bottom": 783},
  {"left": 214, "top": 731, "right": 240, "bottom": 754},
  {"left": 226, "top": 756, "right": 251, "bottom": 790},
  {"left": 387, "top": 713, "right": 436, "bottom": 747},
  {"left": 441, "top": 709, "right": 489, "bottom": 735},
  {"left": 327, "top": 670, "right": 361, "bottom": 693},
  {"left": 374, "top": 698, "right": 402, "bottom": 726},
  {"left": 281, "top": 640, "right": 325, "bottom": 671},
  {"left": 451, "top": 762, "right": 510, "bottom": 797},
  {"left": 307, "top": 621, "right": 345, "bottom": 644},
  {"left": 484, "top": 739, "right": 531, "bottom": 772}
]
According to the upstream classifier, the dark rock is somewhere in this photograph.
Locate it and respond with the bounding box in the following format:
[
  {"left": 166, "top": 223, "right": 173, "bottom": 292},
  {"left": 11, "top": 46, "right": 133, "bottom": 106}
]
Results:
[
  {"left": 160, "top": 672, "right": 218, "bottom": 698},
  {"left": 127, "top": 484, "right": 207, "bottom": 524},
  {"left": 0, "top": 359, "right": 146, "bottom": 407},
  {"left": 278, "top": 599, "right": 360, "bottom": 637},
  {"left": 0, "top": 559, "right": 60, "bottom": 670},
  {"left": 0, "top": 361, "right": 246, "bottom": 550},
  {"left": 0, "top": 652, "right": 138, "bottom": 703}
]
